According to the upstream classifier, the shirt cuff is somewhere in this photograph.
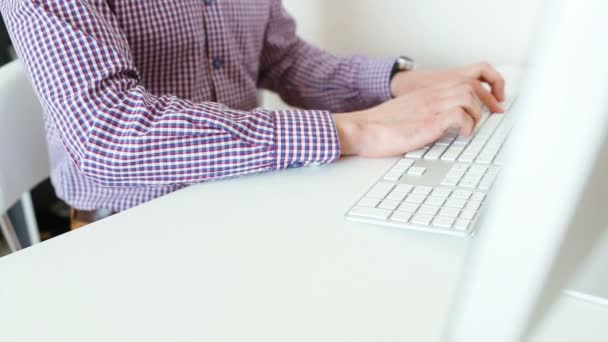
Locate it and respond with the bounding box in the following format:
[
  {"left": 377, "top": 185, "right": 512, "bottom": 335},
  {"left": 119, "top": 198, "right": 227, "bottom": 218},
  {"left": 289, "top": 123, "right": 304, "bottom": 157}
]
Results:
[
  {"left": 274, "top": 109, "right": 341, "bottom": 170},
  {"left": 354, "top": 55, "right": 397, "bottom": 107}
]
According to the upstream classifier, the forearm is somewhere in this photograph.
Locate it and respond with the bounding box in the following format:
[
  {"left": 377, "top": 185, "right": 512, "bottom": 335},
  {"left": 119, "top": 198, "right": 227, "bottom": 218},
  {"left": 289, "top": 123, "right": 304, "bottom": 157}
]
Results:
[
  {"left": 260, "top": 42, "right": 395, "bottom": 112},
  {"left": 258, "top": 0, "right": 395, "bottom": 113},
  {"left": 45, "top": 82, "right": 341, "bottom": 187}
]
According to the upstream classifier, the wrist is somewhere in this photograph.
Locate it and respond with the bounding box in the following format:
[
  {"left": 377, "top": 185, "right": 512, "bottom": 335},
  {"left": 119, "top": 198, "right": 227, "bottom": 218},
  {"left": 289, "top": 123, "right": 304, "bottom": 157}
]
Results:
[
  {"left": 333, "top": 112, "right": 364, "bottom": 156},
  {"left": 390, "top": 71, "right": 413, "bottom": 98},
  {"left": 390, "top": 72, "right": 401, "bottom": 98},
  {"left": 390, "top": 56, "right": 417, "bottom": 97}
]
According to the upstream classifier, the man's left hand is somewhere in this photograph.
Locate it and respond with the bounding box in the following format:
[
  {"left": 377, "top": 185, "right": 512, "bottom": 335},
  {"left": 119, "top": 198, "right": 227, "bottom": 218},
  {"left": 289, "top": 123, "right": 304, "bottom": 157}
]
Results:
[{"left": 390, "top": 62, "right": 506, "bottom": 113}]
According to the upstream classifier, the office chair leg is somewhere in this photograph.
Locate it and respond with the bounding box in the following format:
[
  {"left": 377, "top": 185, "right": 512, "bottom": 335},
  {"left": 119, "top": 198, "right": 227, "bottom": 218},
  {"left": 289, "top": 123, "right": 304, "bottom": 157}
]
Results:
[
  {"left": 21, "top": 192, "right": 41, "bottom": 245},
  {"left": 0, "top": 214, "right": 22, "bottom": 252}
]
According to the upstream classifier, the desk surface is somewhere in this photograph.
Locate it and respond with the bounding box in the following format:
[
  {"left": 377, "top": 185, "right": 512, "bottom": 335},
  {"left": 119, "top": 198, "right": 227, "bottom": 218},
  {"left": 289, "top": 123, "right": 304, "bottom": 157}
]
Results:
[{"left": 1, "top": 157, "right": 607, "bottom": 341}]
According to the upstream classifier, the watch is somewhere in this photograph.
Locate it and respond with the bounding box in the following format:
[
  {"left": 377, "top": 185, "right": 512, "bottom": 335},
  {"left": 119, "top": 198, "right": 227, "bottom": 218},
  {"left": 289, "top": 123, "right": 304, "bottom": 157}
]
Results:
[{"left": 390, "top": 56, "right": 416, "bottom": 79}]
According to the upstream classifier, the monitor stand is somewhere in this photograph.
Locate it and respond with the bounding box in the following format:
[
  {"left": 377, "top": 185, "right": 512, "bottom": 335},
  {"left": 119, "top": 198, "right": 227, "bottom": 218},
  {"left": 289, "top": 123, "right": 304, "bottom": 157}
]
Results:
[{"left": 566, "top": 227, "right": 608, "bottom": 307}]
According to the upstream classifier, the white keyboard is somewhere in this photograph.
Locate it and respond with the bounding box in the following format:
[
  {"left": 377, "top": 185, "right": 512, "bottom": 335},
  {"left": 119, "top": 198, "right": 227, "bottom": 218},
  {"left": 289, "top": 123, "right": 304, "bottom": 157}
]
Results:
[{"left": 345, "top": 98, "right": 516, "bottom": 236}]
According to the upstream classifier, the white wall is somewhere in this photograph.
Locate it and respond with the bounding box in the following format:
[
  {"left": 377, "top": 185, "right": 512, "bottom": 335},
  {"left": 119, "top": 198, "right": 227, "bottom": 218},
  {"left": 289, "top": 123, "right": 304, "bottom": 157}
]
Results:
[{"left": 262, "top": 0, "right": 544, "bottom": 109}]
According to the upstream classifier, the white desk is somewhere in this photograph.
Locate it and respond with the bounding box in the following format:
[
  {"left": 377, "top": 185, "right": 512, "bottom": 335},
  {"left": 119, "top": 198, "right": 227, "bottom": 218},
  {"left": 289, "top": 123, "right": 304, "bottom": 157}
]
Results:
[{"left": 1, "top": 157, "right": 607, "bottom": 341}]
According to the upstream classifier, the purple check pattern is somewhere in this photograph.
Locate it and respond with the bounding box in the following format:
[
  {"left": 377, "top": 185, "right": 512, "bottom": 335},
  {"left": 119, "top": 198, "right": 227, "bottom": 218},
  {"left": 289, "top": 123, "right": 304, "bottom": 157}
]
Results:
[{"left": 1, "top": 0, "right": 394, "bottom": 211}]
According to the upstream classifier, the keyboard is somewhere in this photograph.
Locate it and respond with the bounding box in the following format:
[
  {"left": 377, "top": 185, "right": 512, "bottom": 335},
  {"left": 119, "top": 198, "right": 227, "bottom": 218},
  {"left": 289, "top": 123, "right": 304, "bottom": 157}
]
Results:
[{"left": 345, "top": 98, "right": 517, "bottom": 236}]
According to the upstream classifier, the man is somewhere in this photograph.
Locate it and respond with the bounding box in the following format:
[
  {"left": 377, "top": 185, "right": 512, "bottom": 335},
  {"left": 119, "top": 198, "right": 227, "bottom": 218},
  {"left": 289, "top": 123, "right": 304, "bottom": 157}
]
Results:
[{"left": 1, "top": 0, "right": 505, "bottom": 228}]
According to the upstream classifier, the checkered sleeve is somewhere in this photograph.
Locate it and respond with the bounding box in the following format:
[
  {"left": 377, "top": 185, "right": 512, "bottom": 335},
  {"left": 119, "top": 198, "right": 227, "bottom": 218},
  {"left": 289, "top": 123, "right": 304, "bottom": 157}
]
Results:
[
  {"left": 258, "top": 0, "right": 396, "bottom": 113},
  {"left": 1, "top": 0, "right": 340, "bottom": 187}
]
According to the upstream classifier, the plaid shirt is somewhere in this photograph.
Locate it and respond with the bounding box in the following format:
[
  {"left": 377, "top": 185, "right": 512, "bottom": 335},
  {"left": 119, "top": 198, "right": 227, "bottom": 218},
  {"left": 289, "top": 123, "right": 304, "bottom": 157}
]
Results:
[{"left": 1, "top": 0, "right": 394, "bottom": 211}]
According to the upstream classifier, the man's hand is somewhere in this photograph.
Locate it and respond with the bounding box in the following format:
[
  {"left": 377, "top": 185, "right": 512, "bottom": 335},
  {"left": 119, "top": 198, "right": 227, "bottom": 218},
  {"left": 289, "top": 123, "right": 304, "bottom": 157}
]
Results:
[
  {"left": 390, "top": 62, "right": 506, "bottom": 113},
  {"left": 334, "top": 82, "right": 487, "bottom": 157}
]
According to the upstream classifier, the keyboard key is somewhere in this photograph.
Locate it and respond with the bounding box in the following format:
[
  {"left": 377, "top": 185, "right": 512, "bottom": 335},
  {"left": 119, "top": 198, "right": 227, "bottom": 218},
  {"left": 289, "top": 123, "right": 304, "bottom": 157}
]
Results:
[
  {"left": 366, "top": 182, "right": 395, "bottom": 199},
  {"left": 483, "top": 173, "right": 498, "bottom": 183},
  {"left": 466, "top": 200, "right": 482, "bottom": 211},
  {"left": 433, "top": 216, "right": 455, "bottom": 228},
  {"left": 455, "top": 135, "right": 473, "bottom": 143},
  {"left": 488, "top": 166, "right": 501, "bottom": 175},
  {"left": 424, "top": 145, "right": 448, "bottom": 160},
  {"left": 390, "top": 165, "right": 409, "bottom": 174},
  {"left": 394, "top": 184, "right": 414, "bottom": 194},
  {"left": 459, "top": 179, "right": 479, "bottom": 189},
  {"left": 398, "top": 202, "right": 419, "bottom": 212},
  {"left": 472, "top": 192, "right": 486, "bottom": 201},
  {"left": 432, "top": 188, "right": 452, "bottom": 198},
  {"left": 478, "top": 175, "right": 496, "bottom": 190},
  {"left": 418, "top": 204, "right": 440, "bottom": 216},
  {"left": 389, "top": 164, "right": 409, "bottom": 173},
  {"left": 446, "top": 170, "right": 466, "bottom": 179},
  {"left": 470, "top": 165, "right": 489, "bottom": 174},
  {"left": 412, "top": 186, "right": 433, "bottom": 196},
  {"left": 349, "top": 206, "right": 393, "bottom": 220},
  {"left": 494, "top": 151, "right": 506, "bottom": 165},
  {"left": 481, "top": 114, "right": 504, "bottom": 132},
  {"left": 441, "top": 177, "right": 460, "bottom": 187},
  {"left": 478, "top": 146, "right": 500, "bottom": 158},
  {"left": 384, "top": 171, "right": 403, "bottom": 181},
  {"left": 379, "top": 200, "right": 400, "bottom": 210},
  {"left": 425, "top": 196, "right": 446, "bottom": 206},
  {"left": 455, "top": 219, "right": 472, "bottom": 231},
  {"left": 463, "top": 172, "right": 484, "bottom": 182},
  {"left": 452, "top": 164, "right": 469, "bottom": 171},
  {"left": 474, "top": 112, "right": 490, "bottom": 130},
  {"left": 391, "top": 211, "right": 412, "bottom": 223},
  {"left": 452, "top": 190, "right": 473, "bottom": 200},
  {"left": 441, "top": 147, "right": 464, "bottom": 161},
  {"left": 441, "top": 151, "right": 460, "bottom": 162},
  {"left": 439, "top": 207, "right": 461, "bottom": 218},
  {"left": 411, "top": 213, "right": 434, "bottom": 225},
  {"left": 476, "top": 153, "right": 495, "bottom": 164},
  {"left": 396, "top": 159, "right": 415, "bottom": 168},
  {"left": 452, "top": 140, "right": 469, "bottom": 148},
  {"left": 458, "top": 153, "right": 476, "bottom": 163},
  {"left": 478, "top": 181, "right": 492, "bottom": 190},
  {"left": 467, "top": 142, "right": 484, "bottom": 150},
  {"left": 358, "top": 197, "right": 380, "bottom": 207},
  {"left": 436, "top": 133, "right": 456, "bottom": 145},
  {"left": 405, "top": 194, "right": 427, "bottom": 204},
  {"left": 460, "top": 209, "right": 477, "bottom": 220},
  {"left": 459, "top": 114, "right": 505, "bottom": 163},
  {"left": 436, "top": 138, "right": 455, "bottom": 146},
  {"left": 445, "top": 198, "right": 467, "bottom": 209},
  {"left": 405, "top": 147, "right": 429, "bottom": 159},
  {"left": 407, "top": 167, "right": 427, "bottom": 176},
  {"left": 386, "top": 191, "right": 407, "bottom": 202}
]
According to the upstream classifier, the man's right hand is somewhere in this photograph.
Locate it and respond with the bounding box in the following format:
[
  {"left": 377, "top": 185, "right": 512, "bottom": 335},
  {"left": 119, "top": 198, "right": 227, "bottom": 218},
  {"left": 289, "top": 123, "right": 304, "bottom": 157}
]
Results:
[{"left": 334, "top": 82, "right": 503, "bottom": 157}]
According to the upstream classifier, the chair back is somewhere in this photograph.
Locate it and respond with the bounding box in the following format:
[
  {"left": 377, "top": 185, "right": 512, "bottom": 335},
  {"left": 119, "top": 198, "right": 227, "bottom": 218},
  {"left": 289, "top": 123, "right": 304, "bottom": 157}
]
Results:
[{"left": 0, "top": 60, "right": 49, "bottom": 214}]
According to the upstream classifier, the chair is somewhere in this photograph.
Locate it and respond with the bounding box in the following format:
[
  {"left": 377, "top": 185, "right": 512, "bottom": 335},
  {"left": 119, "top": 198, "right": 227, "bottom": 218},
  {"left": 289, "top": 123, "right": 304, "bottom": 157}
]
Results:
[{"left": 0, "top": 60, "right": 50, "bottom": 253}]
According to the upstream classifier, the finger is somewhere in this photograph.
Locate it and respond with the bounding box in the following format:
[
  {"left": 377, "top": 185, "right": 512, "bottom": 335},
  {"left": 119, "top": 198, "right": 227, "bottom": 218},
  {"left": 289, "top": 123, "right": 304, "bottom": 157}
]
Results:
[
  {"left": 425, "top": 79, "right": 501, "bottom": 113},
  {"left": 432, "top": 89, "right": 483, "bottom": 124},
  {"left": 438, "top": 108, "right": 476, "bottom": 137},
  {"left": 463, "top": 63, "right": 506, "bottom": 102},
  {"left": 469, "top": 80, "right": 504, "bottom": 113}
]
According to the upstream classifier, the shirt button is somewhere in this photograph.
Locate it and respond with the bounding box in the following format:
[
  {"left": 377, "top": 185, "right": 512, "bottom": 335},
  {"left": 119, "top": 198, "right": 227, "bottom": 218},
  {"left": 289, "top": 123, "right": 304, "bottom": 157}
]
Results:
[
  {"left": 288, "top": 162, "right": 304, "bottom": 169},
  {"left": 204, "top": 0, "right": 213, "bottom": 6},
  {"left": 212, "top": 57, "right": 223, "bottom": 70}
]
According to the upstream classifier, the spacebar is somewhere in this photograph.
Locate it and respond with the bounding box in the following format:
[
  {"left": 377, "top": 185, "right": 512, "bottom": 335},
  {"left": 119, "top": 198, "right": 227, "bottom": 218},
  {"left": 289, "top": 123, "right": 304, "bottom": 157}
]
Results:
[{"left": 349, "top": 206, "right": 392, "bottom": 220}]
